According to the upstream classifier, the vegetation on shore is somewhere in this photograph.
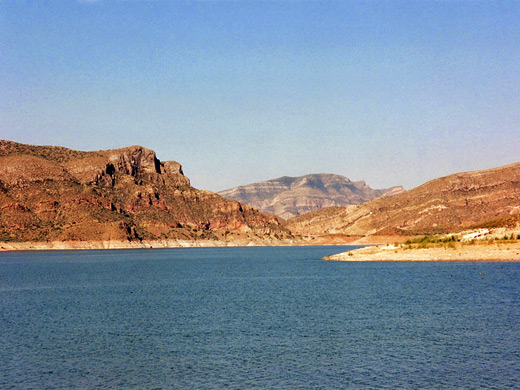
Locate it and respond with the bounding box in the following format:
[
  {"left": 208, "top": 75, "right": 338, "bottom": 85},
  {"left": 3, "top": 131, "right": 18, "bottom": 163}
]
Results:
[{"left": 394, "top": 231, "right": 520, "bottom": 250}]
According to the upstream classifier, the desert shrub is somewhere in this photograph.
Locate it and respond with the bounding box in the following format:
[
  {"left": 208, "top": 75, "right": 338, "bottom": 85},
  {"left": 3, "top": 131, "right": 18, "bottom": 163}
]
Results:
[{"left": 442, "top": 241, "right": 456, "bottom": 249}]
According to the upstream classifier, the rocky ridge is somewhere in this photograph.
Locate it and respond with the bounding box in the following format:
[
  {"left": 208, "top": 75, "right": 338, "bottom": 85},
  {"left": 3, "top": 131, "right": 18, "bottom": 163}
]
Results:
[
  {"left": 287, "top": 162, "right": 520, "bottom": 238},
  {"left": 218, "top": 174, "right": 403, "bottom": 220},
  {"left": 0, "top": 140, "right": 293, "bottom": 246}
]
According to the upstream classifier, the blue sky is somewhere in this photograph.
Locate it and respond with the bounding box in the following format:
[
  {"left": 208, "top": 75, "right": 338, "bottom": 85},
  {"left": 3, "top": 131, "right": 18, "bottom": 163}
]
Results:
[{"left": 1, "top": 1, "right": 519, "bottom": 191}]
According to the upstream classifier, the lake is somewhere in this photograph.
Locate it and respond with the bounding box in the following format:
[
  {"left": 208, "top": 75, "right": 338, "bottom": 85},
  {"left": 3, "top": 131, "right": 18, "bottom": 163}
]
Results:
[{"left": 1, "top": 246, "right": 519, "bottom": 389}]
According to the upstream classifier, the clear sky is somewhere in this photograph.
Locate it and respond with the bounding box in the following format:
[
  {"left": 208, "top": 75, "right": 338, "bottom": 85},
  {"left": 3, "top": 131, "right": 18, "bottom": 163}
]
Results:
[{"left": 1, "top": 1, "right": 519, "bottom": 192}]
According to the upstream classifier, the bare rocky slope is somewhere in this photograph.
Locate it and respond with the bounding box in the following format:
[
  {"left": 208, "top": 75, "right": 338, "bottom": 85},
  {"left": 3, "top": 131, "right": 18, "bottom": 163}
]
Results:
[
  {"left": 0, "top": 140, "right": 292, "bottom": 246},
  {"left": 218, "top": 174, "right": 403, "bottom": 220},
  {"left": 287, "top": 162, "right": 520, "bottom": 237}
]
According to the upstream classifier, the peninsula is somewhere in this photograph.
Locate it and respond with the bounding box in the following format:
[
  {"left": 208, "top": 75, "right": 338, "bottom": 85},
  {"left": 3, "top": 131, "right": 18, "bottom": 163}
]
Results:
[{"left": 324, "top": 229, "right": 520, "bottom": 262}]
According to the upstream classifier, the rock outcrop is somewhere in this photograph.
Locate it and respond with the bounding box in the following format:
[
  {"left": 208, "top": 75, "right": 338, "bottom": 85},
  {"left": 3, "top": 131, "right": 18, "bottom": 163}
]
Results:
[
  {"left": 287, "top": 162, "right": 520, "bottom": 237},
  {"left": 0, "top": 140, "right": 292, "bottom": 245},
  {"left": 218, "top": 174, "right": 404, "bottom": 220}
]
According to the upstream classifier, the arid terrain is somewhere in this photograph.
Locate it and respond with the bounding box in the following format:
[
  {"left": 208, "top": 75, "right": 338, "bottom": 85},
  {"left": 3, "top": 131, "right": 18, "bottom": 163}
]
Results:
[
  {"left": 218, "top": 174, "right": 403, "bottom": 219},
  {"left": 2, "top": 140, "right": 520, "bottom": 257},
  {"left": 324, "top": 228, "right": 520, "bottom": 261},
  {"left": 287, "top": 162, "right": 520, "bottom": 238},
  {"left": 0, "top": 140, "right": 294, "bottom": 249}
]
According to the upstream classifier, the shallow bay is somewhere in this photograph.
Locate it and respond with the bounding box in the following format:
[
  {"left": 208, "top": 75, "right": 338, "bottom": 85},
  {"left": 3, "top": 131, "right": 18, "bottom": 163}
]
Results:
[{"left": 1, "top": 246, "right": 519, "bottom": 389}]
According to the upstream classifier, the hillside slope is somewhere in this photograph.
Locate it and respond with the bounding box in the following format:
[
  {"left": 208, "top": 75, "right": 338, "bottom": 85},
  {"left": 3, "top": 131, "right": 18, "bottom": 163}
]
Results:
[
  {"left": 0, "top": 140, "right": 292, "bottom": 245},
  {"left": 218, "top": 174, "right": 403, "bottom": 220},
  {"left": 287, "top": 163, "right": 520, "bottom": 237}
]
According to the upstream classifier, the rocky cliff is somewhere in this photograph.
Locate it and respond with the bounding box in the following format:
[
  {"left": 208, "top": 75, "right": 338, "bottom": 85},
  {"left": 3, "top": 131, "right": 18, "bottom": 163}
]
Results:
[
  {"left": 0, "top": 141, "right": 292, "bottom": 245},
  {"left": 287, "top": 162, "right": 520, "bottom": 237},
  {"left": 218, "top": 174, "right": 403, "bottom": 220}
]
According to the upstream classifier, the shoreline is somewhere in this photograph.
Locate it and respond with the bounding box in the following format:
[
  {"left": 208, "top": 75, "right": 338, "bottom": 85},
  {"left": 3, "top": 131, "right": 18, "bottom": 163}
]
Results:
[
  {"left": 0, "top": 238, "right": 365, "bottom": 252},
  {"left": 0, "top": 239, "right": 288, "bottom": 252},
  {"left": 324, "top": 242, "right": 520, "bottom": 262},
  {"left": 0, "top": 234, "right": 400, "bottom": 252}
]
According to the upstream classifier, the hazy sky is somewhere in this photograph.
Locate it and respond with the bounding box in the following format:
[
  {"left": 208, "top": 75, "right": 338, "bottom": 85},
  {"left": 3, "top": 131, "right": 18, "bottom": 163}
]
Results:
[{"left": 1, "top": 1, "right": 519, "bottom": 192}]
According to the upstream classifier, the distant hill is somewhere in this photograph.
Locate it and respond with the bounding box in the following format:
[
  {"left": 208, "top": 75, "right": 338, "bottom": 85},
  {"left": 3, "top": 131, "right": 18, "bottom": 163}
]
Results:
[
  {"left": 218, "top": 174, "right": 404, "bottom": 220},
  {"left": 286, "top": 162, "right": 520, "bottom": 237},
  {"left": 0, "top": 140, "right": 292, "bottom": 246}
]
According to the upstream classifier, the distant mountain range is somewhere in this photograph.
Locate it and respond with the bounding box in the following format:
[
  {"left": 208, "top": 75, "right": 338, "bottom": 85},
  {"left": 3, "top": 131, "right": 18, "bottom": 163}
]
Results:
[
  {"left": 218, "top": 174, "right": 404, "bottom": 220},
  {"left": 287, "top": 162, "right": 520, "bottom": 237},
  {"left": 0, "top": 140, "right": 292, "bottom": 246}
]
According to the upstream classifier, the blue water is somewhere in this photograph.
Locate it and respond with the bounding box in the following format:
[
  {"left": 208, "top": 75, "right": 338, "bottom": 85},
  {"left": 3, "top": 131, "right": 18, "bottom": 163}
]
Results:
[{"left": 1, "top": 246, "right": 519, "bottom": 389}]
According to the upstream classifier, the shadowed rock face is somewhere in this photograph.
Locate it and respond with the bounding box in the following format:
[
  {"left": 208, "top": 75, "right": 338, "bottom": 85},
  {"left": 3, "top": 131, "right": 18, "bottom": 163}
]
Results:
[
  {"left": 218, "top": 173, "right": 404, "bottom": 220},
  {"left": 287, "top": 163, "right": 520, "bottom": 237},
  {"left": 0, "top": 140, "right": 291, "bottom": 244}
]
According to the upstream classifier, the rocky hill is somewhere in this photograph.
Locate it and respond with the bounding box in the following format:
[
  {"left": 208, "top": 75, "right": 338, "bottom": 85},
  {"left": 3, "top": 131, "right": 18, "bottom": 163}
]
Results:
[
  {"left": 286, "top": 162, "right": 520, "bottom": 237},
  {"left": 0, "top": 140, "right": 292, "bottom": 246},
  {"left": 218, "top": 174, "right": 403, "bottom": 220}
]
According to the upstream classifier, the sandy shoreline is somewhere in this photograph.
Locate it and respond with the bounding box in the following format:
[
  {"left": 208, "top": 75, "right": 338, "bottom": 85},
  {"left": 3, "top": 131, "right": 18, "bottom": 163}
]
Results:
[
  {"left": 0, "top": 239, "right": 287, "bottom": 252},
  {"left": 0, "top": 234, "right": 399, "bottom": 252},
  {"left": 324, "top": 242, "right": 520, "bottom": 262},
  {"left": 0, "top": 237, "right": 362, "bottom": 252}
]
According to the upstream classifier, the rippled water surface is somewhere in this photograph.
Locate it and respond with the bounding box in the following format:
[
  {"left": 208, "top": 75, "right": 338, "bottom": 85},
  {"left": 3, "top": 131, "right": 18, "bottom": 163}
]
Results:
[{"left": 1, "top": 246, "right": 519, "bottom": 389}]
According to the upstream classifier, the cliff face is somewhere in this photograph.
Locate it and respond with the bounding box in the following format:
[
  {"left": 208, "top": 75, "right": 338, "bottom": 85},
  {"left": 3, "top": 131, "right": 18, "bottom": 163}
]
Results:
[
  {"left": 0, "top": 141, "right": 292, "bottom": 244},
  {"left": 218, "top": 174, "right": 403, "bottom": 220},
  {"left": 287, "top": 163, "right": 520, "bottom": 237}
]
